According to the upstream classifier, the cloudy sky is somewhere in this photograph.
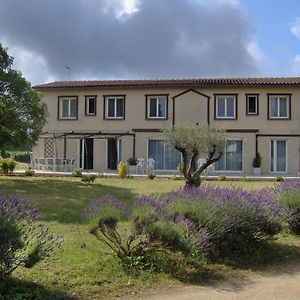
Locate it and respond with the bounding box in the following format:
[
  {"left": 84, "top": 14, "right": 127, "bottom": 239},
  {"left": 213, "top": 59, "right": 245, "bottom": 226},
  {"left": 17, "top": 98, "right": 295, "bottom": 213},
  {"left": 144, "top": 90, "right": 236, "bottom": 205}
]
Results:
[{"left": 0, "top": 0, "right": 300, "bottom": 84}]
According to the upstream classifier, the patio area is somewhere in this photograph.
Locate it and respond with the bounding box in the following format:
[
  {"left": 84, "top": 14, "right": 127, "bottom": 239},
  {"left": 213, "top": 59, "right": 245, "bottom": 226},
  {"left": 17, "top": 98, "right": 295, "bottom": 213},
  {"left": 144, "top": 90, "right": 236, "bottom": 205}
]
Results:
[{"left": 34, "top": 157, "right": 75, "bottom": 172}]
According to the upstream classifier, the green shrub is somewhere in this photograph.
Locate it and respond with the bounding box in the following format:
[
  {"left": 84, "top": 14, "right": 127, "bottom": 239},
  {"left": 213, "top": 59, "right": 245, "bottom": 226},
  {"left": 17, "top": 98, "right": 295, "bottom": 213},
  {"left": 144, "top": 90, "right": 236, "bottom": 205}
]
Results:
[
  {"left": 0, "top": 158, "right": 16, "bottom": 175},
  {"left": 278, "top": 180, "right": 300, "bottom": 235},
  {"left": 0, "top": 149, "right": 9, "bottom": 159},
  {"left": 7, "top": 158, "right": 16, "bottom": 174},
  {"left": 24, "top": 169, "right": 34, "bottom": 176},
  {"left": 15, "top": 152, "right": 30, "bottom": 163},
  {"left": 148, "top": 173, "right": 156, "bottom": 180},
  {"left": 0, "top": 193, "right": 62, "bottom": 277},
  {"left": 217, "top": 175, "right": 227, "bottom": 181},
  {"left": 81, "top": 175, "right": 96, "bottom": 184},
  {"left": 117, "top": 161, "right": 128, "bottom": 179},
  {"left": 83, "top": 186, "right": 284, "bottom": 272},
  {"left": 0, "top": 159, "right": 9, "bottom": 174},
  {"left": 252, "top": 153, "right": 262, "bottom": 168},
  {"left": 72, "top": 168, "right": 82, "bottom": 177},
  {"left": 276, "top": 176, "right": 284, "bottom": 182}
]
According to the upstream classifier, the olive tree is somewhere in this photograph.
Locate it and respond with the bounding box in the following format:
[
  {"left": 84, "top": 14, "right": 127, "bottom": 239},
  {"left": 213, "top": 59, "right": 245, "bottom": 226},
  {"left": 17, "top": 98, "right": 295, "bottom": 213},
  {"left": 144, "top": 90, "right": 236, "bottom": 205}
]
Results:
[{"left": 163, "top": 124, "right": 226, "bottom": 187}]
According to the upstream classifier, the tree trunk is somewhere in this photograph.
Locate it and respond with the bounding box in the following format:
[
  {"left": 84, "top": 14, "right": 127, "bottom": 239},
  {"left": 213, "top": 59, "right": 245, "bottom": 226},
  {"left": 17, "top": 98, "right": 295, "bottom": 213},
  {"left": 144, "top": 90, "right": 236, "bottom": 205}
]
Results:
[{"left": 185, "top": 176, "right": 201, "bottom": 188}]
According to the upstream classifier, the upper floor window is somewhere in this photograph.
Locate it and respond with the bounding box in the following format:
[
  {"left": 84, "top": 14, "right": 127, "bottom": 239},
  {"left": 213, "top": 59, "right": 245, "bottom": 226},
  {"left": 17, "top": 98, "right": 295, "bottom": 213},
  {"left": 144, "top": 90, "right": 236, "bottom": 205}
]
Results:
[
  {"left": 246, "top": 94, "right": 259, "bottom": 115},
  {"left": 58, "top": 96, "right": 78, "bottom": 120},
  {"left": 104, "top": 95, "right": 125, "bottom": 119},
  {"left": 268, "top": 94, "right": 291, "bottom": 119},
  {"left": 146, "top": 95, "right": 168, "bottom": 119},
  {"left": 215, "top": 95, "right": 237, "bottom": 119},
  {"left": 85, "top": 96, "right": 97, "bottom": 116}
]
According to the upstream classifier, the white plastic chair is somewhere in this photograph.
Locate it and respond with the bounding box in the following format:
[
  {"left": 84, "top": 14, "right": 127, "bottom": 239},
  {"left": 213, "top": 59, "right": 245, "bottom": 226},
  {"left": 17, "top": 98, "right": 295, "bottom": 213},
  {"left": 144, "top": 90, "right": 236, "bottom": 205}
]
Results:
[
  {"left": 146, "top": 158, "right": 155, "bottom": 174},
  {"left": 45, "top": 158, "right": 54, "bottom": 171},
  {"left": 34, "top": 158, "right": 40, "bottom": 170},
  {"left": 54, "top": 158, "right": 63, "bottom": 172},
  {"left": 39, "top": 158, "right": 46, "bottom": 171},
  {"left": 70, "top": 158, "right": 75, "bottom": 171},
  {"left": 197, "top": 158, "right": 207, "bottom": 175},
  {"left": 136, "top": 158, "right": 145, "bottom": 173},
  {"left": 197, "top": 158, "right": 206, "bottom": 169},
  {"left": 64, "top": 158, "right": 75, "bottom": 172}
]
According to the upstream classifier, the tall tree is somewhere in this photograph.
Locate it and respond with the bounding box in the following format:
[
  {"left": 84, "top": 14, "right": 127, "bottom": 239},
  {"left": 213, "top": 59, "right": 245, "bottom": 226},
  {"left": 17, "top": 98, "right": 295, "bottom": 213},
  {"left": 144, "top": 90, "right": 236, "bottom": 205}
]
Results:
[
  {"left": 163, "top": 124, "right": 226, "bottom": 187},
  {"left": 0, "top": 44, "right": 47, "bottom": 149}
]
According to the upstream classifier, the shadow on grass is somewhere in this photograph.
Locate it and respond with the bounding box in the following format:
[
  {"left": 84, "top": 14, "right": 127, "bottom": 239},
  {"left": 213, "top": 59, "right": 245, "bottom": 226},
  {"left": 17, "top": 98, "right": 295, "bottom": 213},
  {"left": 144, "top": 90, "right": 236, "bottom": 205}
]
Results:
[
  {"left": 219, "top": 239, "right": 300, "bottom": 276},
  {"left": 0, "top": 177, "right": 135, "bottom": 224},
  {"left": 132, "top": 251, "right": 255, "bottom": 293},
  {"left": 132, "top": 239, "right": 300, "bottom": 293},
  {"left": 0, "top": 276, "right": 76, "bottom": 300}
]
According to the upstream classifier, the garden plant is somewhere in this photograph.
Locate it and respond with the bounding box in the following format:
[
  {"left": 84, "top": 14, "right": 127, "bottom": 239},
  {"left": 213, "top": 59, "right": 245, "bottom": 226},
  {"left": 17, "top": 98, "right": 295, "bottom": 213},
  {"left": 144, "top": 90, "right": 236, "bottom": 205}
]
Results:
[
  {"left": 83, "top": 184, "right": 285, "bottom": 269},
  {"left": 163, "top": 124, "right": 226, "bottom": 187},
  {"left": 0, "top": 192, "right": 62, "bottom": 277}
]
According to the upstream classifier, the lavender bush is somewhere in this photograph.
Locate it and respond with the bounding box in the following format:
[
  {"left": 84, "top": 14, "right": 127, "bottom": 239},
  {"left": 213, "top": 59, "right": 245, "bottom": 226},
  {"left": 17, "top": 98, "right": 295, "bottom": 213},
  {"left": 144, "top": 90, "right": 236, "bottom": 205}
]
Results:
[
  {"left": 84, "top": 186, "right": 284, "bottom": 263},
  {"left": 160, "top": 186, "right": 284, "bottom": 258},
  {"left": 278, "top": 179, "right": 300, "bottom": 234},
  {"left": 82, "top": 196, "right": 157, "bottom": 263},
  {"left": 0, "top": 192, "right": 62, "bottom": 277}
]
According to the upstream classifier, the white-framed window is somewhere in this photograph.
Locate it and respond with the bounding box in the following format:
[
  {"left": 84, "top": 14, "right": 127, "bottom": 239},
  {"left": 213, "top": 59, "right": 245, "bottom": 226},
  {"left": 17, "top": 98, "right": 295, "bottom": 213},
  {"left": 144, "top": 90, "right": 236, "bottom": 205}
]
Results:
[
  {"left": 215, "top": 95, "right": 237, "bottom": 119},
  {"left": 58, "top": 96, "right": 78, "bottom": 120},
  {"left": 146, "top": 95, "right": 167, "bottom": 119},
  {"left": 85, "top": 96, "right": 96, "bottom": 116},
  {"left": 270, "top": 140, "right": 287, "bottom": 172},
  {"left": 147, "top": 139, "right": 181, "bottom": 170},
  {"left": 246, "top": 94, "right": 258, "bottom": 115},
  {"left": 105, "top": 96, "right": 125, "bottom": 119},
  {"left": 268, "top": 95, "right": 290, "bottom": 119},
  {"left": 215, "top": 139, "right": 243, "bottom": 171}
]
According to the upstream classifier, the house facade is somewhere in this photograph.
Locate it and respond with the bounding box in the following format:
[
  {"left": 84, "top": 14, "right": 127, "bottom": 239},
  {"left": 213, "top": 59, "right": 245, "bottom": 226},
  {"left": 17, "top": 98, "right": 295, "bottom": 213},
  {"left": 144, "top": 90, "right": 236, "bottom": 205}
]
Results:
[{"left": 33, "top": 77, "right": 300, "bottom": 176}]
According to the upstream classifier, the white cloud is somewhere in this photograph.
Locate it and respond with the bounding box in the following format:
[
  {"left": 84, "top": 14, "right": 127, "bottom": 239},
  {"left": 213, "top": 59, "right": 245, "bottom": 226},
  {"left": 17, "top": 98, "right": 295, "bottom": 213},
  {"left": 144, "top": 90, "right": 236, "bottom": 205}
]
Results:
[
  {"left": 0, "top": 0, "right": 258, "bottom": 83},
  {"left": 217, "top": 0, "right": 240, "bottom": 7},
  {"left": 292, "top": 54, "right": 300, "bottom": 72},
  {"left": 102, "top": 0, "right": 139, "bottom": 18},
  {"left": 7, "top": 43, "right": 55, "bottom": 85},
  {"left": 192, "top": 0, "right": 240, "bottom": 7},
  {"left": 247, "top": 41, "right": 264, "bottom": 62},
  {"left": 290, "top": 17, "right": 300, "bottom": 39}
]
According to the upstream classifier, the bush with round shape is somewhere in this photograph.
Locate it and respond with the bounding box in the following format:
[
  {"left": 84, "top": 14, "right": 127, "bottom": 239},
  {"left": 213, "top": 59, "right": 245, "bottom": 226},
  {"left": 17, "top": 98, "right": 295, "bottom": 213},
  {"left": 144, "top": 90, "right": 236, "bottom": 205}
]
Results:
[
  {"left": 0, "top": 192, "right": 62, "bottom": 277},
  {"left": 117, "top": 161, "right": 128, "bottom": 179},
  {"left": 84, "top": 185, "right": 284, "bottom": 266},
  {"left": 278, "top": 179, "right": 300, "bottom": 235}
]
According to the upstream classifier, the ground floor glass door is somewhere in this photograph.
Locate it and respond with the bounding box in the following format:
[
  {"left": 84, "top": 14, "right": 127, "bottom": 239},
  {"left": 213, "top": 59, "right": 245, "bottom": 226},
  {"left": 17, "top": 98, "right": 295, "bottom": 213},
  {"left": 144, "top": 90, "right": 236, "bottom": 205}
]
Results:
[
  {"left": 148, "top": 140, "right": 181, "bottom": 170},
  {"left": 79, "top": 138, "right": 94, "bottom": 169},
  {"left": 107, "top": 138, "right": 118, "bottom": 170},
  {"left": 270, "top": 140, "right": 287, "bottom": 172}
]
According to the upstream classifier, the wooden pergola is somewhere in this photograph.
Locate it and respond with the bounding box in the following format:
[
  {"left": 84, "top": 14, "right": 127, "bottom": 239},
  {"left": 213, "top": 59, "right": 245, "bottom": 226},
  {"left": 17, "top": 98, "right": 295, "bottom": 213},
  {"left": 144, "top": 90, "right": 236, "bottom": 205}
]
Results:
[{"left": 39, "top": 130, "right": 136, "bottom": 159}]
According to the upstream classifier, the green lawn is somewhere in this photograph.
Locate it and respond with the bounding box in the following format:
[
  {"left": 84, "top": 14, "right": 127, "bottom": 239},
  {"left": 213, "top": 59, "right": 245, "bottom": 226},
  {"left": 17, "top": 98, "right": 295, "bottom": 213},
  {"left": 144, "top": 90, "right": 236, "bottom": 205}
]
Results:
[
  {"left": 0, "top": 176, "right": 298, "bottom": 299},
  {"left": 15, "top": 162, "right": 29, "bottom": 170}
]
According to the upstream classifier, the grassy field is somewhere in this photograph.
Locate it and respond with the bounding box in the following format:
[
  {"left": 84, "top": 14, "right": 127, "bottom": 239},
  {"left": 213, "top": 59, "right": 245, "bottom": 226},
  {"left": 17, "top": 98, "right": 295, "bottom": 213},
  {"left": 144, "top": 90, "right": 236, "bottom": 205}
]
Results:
[{"left": 0, "top": 176, "right": 299, "bottom": 299}]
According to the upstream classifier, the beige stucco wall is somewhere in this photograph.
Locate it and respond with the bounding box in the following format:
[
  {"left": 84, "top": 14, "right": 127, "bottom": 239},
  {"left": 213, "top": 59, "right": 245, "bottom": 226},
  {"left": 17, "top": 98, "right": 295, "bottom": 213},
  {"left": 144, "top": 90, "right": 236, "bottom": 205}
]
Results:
[{"left": 32, "top": 85, "right": 300, "bottom": 175}]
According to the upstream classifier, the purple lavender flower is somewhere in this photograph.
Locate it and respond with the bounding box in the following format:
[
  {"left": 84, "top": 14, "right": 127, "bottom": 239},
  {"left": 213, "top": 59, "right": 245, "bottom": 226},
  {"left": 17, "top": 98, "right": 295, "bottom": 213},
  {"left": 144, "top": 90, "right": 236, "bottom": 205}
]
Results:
[
  {"left": 82, "top": 195, "right": 127, "bottom": 220},
  {"left": 0, "top": 192, "right": 62, "bottom": 276}
]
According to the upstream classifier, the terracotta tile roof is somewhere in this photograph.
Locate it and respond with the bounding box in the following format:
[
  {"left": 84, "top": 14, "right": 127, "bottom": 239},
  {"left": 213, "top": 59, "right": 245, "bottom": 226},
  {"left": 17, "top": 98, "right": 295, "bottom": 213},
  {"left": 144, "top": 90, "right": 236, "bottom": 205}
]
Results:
[{"left": 33, "top": 77, "right": 300, "bottom": 89}]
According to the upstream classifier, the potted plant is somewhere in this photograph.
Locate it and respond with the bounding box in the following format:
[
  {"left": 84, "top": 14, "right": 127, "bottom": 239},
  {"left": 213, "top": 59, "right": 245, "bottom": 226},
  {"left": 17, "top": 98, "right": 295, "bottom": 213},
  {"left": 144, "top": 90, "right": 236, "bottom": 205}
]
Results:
[
  {"left": 253, "top": 153, "right": 262, "bottom": 175},
  {"left": 127, "top": 157, "right": 137, "bottom": 174}
]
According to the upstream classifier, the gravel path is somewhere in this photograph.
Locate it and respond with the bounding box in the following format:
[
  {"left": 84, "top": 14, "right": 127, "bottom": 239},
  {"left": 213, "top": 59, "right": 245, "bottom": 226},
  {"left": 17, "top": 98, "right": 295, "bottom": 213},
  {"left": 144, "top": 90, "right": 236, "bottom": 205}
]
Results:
[{"left": 122, "top": 261, "right": 300, "bottom": 300}]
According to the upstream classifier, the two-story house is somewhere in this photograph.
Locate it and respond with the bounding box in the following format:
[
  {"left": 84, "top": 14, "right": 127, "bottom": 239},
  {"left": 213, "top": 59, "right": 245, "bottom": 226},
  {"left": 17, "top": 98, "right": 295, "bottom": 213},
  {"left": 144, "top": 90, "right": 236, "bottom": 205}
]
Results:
[{"left": 33, "top": 77, "right": 300, "bottom": 176}]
